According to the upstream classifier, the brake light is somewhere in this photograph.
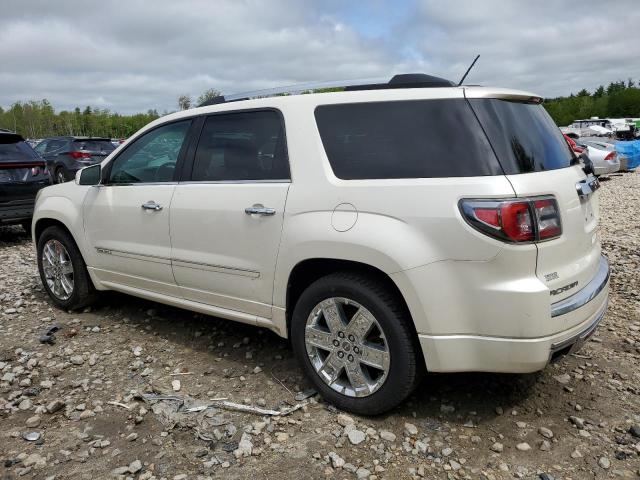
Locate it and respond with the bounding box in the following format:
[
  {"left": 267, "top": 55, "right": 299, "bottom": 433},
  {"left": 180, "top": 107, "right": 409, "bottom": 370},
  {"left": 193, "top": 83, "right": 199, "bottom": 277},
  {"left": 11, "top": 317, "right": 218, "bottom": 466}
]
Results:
[
  {"left": 604, "top": 151, "right": 616, "bottom": 162},
  {"left": 69, "top": 151, "right": 92, "bottom": 159},
  {"left": 460, "top": 197, "right": 562, "bottom": 243}
]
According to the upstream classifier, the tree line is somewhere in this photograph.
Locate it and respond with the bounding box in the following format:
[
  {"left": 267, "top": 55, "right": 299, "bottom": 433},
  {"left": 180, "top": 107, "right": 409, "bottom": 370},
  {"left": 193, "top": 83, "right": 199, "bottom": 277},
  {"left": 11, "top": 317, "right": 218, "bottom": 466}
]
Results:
[
  {"left": 544, "top": 79, "right": 640, "bottom": 126},
  {"left": 2, "top": 82, "right": 639, "bottom": 140},
  {"left": 0, "top": 89, "right": 220, "bottom": 140}
]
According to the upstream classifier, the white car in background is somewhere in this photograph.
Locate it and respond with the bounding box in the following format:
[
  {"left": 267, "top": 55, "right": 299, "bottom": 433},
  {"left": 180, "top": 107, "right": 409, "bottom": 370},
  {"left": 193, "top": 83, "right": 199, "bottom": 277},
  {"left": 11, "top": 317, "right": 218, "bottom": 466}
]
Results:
[
  {"left": 31, "top": 74, "right": 610, "bottom": 414},
  {"left": 577, "top": 139, "right": 620, "bottom": 175}
]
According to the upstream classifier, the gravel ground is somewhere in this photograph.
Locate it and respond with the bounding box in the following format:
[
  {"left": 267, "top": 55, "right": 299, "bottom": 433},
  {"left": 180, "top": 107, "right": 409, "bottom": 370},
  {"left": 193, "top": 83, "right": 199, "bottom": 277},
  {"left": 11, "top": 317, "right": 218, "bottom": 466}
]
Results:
[{"left": 0, "top": 171, "right": 639, "bottom": 480}]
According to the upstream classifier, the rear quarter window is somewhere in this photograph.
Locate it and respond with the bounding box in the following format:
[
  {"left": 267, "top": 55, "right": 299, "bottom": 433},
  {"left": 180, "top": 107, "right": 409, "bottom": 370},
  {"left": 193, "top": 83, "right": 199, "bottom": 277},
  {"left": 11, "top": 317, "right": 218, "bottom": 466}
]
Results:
[
  {"left": 314, "top": 99, "right": 501, "bottom": 180},
  {"left": 0, "top": 137, "right": 39, "bottom": 161},
  {"left": 468, "top": 99, "right": 575, "bottom": 174}
]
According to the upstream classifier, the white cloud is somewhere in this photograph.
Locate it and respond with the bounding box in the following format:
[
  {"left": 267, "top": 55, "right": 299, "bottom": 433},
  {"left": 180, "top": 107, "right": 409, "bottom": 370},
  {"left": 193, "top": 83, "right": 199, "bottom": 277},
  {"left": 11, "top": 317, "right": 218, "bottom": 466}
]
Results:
[{"left": 1, "top": 0, "right": 639, "bottom": 113}]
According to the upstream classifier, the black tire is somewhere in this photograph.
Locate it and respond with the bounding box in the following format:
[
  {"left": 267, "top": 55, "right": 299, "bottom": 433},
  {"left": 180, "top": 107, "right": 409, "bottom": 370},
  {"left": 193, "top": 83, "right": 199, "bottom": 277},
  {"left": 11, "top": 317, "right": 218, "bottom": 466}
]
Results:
[
  {"left": 55, "top": 167, "right": 68, "bottom": 184},
  {"left": 291, "top": 271, "right": 422, "bottom": 415},
  {"left": 37, "top": 225, "right": 97, "bottom": 310}
]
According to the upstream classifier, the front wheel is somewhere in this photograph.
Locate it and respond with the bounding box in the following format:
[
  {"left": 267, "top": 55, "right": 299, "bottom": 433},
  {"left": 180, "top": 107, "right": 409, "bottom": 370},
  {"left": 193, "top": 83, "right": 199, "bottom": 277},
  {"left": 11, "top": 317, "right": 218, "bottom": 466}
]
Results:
[
  {"left": 37, "top": 226, "right": 97, "bottom": 310},
  {"left": 55, "top": 167, "right": 68, "bottom": 184},
  {"left": 291, "top": 272, "right": 422, "bottom": 415}
]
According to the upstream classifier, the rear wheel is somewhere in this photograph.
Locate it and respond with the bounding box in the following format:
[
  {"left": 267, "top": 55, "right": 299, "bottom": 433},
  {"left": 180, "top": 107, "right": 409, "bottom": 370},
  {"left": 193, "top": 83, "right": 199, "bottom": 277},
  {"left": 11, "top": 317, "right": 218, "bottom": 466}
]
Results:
[
  {"left": 291, "top": 271, "right": 422, "bottom": 415},
  {"left": 37, "top": 226, "right": 97, "bottom": 310},
  {"left": 55, "top": 167, "right": 68, "bottom": 184}
]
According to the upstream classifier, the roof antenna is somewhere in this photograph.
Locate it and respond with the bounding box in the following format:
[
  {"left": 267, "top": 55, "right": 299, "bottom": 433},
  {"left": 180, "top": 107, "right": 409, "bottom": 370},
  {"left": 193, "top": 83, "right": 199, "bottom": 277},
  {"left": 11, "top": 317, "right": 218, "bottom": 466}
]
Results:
[{"left": 458, "top": 54, "right": 480, "bottom": 86}]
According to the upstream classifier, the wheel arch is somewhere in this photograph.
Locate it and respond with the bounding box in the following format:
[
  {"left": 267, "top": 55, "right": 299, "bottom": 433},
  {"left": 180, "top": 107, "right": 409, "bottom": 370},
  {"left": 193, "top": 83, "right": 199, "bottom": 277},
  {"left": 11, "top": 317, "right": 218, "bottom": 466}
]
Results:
[{"left": 284, "top": 258, "right": 421, "bottom": 344}]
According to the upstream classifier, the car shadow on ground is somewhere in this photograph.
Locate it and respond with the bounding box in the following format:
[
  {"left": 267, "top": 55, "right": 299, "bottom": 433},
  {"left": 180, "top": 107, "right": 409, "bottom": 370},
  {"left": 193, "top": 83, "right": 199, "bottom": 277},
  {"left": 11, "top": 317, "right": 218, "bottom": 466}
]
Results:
[
  {"left": 92, "top": 290, "right": 544, "bottom": 426},
  {"left": 0, "top": 225, "right": 30, "bottom": 245}
]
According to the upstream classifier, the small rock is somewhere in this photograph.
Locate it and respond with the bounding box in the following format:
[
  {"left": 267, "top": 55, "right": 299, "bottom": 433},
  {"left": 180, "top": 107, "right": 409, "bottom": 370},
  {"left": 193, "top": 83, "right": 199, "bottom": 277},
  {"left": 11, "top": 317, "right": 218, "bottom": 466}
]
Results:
[
  {"left": 629, "top": 425, "right": 640, "bottom": 438},
  {"left": 516, "top": 442, "right": 531, "bottom": 451},
  {"left": 598, "top": 457, "right": 610, "bottom": 470},
  {"left": 379, "top": 430, "right": 396, "bottom": 442},
  {"left": 538, "top": 427, "right": 554, "bottom": 438},
  {"left": 25, "top": 416, "right": 41, "bottom": 428},
  {"left": 404, "top": 422, "right": 418, "bottom": 436},
  {"left": 69, "top": 355, "right": 84, "bottom": 366},
  {"left": 328, "top": 451, "right": 345, "bottom": 468},
  {"left": 171, "top": 379, "right": 181, "bottom": 392},
  {"left": 569, "top": 416, "right": 585, "bottom": 429},
  {"left": 337, "top": 414, "right": 354, "bottom": 427},
  {"left": 128, "top": 459, "right": 143, "bottom": 474},
  {"left": 490, "top": 442, "right": 504, "bottom": 453},
  {"left": 347, "top": 429, "right": 366, "bottom": 445},
  {"left": 46, "top": 399, "right": 65, "bottom": 414}
]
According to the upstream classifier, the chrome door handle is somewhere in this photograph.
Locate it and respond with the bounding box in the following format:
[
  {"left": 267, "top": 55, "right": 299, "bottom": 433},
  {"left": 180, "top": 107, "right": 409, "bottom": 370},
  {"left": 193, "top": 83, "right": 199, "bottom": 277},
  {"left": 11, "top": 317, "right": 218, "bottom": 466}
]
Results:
[
  {"left": 245, "top": 206, "right": 276, "bottom": 216},
  {"left": 141, "top": 201, "right": 163, "bottom": 211}
]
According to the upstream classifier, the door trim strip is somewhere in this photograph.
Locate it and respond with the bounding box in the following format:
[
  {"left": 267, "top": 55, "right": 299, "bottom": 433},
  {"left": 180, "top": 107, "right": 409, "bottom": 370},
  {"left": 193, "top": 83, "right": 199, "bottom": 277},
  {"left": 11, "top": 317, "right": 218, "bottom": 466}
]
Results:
[{"left": 94, "top": 247, "right": 260, "bottom": 278}]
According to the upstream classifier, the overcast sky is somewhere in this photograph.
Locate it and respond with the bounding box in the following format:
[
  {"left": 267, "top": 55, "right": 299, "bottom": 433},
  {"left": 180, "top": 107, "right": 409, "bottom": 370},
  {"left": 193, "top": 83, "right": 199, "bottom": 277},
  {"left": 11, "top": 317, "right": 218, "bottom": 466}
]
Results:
[{"left": 2, "top": 0, "right": 640, "bottom": 114}]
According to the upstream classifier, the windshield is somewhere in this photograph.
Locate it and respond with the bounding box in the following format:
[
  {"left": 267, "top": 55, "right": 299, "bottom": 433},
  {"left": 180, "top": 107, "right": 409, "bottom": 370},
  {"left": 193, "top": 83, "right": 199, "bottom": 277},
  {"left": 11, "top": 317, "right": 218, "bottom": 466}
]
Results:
[{"left": 469, "top": 99, "right": 576, "bottom": 174}]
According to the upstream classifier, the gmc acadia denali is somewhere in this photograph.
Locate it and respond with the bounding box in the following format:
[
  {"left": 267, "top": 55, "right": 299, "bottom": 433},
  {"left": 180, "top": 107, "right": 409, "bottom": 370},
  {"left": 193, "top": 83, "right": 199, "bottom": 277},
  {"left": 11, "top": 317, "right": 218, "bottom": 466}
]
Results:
[{"left": 32, "top": 74, "right": 609, "bottom": 414}]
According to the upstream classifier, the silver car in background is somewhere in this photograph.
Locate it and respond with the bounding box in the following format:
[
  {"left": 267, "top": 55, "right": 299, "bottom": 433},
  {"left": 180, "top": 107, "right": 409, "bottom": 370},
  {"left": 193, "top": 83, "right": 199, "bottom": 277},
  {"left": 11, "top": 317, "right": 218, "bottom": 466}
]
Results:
[{"left": 577, "top": 138, "right": 620, "bottom": 176}]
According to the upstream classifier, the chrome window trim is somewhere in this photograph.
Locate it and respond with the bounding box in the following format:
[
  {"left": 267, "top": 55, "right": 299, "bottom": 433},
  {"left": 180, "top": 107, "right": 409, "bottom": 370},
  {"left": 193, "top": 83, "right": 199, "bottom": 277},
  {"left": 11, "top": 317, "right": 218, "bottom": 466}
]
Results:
[
  {"left": 551, "top": 255, "right": 610, "bottom": 318},
  {"left": 178, "top": 179, "right": 291, "bottom": 185}
]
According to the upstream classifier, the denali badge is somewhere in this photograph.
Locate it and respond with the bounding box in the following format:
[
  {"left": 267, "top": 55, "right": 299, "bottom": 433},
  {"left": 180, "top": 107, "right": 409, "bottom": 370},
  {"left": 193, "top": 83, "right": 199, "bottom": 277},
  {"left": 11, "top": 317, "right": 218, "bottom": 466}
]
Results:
[{"left": 550, "top": 281, "right": 578, "bottom": 296}]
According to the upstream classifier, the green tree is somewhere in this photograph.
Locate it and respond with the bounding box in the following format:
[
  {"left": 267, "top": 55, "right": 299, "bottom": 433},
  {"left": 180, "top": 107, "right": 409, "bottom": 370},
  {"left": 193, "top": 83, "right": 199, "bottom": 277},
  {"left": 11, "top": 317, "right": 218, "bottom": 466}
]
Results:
[{"left": 196, "top": 88, "right": 221, "bottom": 106}]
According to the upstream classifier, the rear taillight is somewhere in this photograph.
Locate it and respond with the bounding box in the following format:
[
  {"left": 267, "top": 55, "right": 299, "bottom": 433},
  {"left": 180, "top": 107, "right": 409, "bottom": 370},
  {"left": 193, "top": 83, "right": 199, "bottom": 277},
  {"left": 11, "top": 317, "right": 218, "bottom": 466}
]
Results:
[
  {"left": 69, "top": 151, "right": 92, "bottom": 159},
  {"left": 604, "top": 151, "right": 617, "bottom": 162},
  {"left": 460, "top": 196, "right": 562, "bottom": 243}
]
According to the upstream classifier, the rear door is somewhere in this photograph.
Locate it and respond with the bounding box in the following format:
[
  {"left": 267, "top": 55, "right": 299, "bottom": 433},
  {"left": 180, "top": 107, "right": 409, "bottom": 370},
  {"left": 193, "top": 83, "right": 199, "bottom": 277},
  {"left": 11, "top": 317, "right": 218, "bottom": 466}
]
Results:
[
  {"left": 468, "top": 96, "right": 601, "bottom": 305},
  {"left": 170, "top": 109, "right": 290, "bottom": 319}
]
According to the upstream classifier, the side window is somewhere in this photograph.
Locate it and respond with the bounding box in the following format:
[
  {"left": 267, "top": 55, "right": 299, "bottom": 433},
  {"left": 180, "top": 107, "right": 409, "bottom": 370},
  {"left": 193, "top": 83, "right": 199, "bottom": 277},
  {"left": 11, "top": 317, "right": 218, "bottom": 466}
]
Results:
[
  {"left": 191, "top": 110, "right": 289, "bottom": 182},
  {"left": 44, "top": 139, "right": 66, "bottom": 154},
  {"left": 34, "top": 141, "right": 47, "bottom": 154},
  {"left": 108, "top": 120, "right": 191, "bottom": 184}
]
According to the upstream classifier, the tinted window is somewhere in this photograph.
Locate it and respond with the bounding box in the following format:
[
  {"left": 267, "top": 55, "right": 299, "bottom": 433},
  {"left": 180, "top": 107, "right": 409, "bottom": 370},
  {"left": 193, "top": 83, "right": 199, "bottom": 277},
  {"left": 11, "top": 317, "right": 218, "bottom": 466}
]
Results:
[
  {"left": 0, "top": 137, "right": 39, "bottom": 161},
  {"left": 34, "top": 141, "right": 47, "bottom": 154},
  {"left": 314, "top": 99, "right": 500, "bottom": 180},
  {"left": 469, "top": 99, "right": 575, "bottom": 174},
  {"left": 191, "top": 110, "right": 289, "bottom": 181},
  {"left": 108, "top": 120, "right": 190, "bottom": 184},
  {"left": 44, "top": 139, "right": 67, "bottom": 153},
  {"left": 73, "top": 140, "right": 115, "bottom": 152}
]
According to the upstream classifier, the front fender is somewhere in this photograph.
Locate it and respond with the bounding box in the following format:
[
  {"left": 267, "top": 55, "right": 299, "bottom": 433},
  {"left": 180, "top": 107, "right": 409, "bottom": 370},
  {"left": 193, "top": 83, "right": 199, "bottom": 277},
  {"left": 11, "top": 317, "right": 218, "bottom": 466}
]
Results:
[{"left": 33, "top": 191, "right": 89, "bottom": 260}]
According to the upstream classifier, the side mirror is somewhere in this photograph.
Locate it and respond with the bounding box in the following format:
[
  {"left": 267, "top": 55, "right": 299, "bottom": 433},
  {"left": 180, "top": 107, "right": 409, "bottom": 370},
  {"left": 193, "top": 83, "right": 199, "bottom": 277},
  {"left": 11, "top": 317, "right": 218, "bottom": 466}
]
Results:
[{"left": 76, "top": 164, "right": 102, "bottom": 186}]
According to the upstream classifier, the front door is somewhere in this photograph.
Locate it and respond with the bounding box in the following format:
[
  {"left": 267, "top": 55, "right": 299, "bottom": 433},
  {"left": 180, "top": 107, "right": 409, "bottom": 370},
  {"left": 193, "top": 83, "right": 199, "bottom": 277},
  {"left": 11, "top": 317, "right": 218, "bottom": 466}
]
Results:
[
  {"left": 170, "top": 110, "right": 290, "bottom": 319},
  {"left": 83, "top": 119, "right": 192, "bottom": 296}
]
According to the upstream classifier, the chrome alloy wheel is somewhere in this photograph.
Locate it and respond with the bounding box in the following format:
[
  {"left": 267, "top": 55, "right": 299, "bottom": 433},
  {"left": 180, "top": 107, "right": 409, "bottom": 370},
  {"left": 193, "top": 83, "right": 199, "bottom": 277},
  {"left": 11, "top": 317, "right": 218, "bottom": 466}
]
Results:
[
  {"left": 304, "top": 297, "right": 391, "bottom": 398},
  {"left": 42, "top": 239, "right": 74, "bottom": 300}
]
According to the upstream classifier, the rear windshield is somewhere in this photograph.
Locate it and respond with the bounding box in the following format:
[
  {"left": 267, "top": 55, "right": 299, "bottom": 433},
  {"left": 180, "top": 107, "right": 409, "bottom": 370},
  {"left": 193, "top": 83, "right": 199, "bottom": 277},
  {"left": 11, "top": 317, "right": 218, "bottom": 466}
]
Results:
[
  {"left": 0, "top": 138, "right": 39, "bottom": 162},
  {"left": 314, "top": 99, "right": 501, "bottom": 179},
  {"left": 468, "top": 99, "right": 575, "bottom": 174},
  {"left": 73, "top": 140, "right": 115, "bottom": 152}
]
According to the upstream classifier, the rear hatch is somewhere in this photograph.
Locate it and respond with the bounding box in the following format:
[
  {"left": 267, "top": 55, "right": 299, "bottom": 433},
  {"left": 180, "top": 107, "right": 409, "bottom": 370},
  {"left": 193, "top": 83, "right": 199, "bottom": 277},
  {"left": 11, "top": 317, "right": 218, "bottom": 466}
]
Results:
[
  {"left": 0, "top": 133, "right": 50, "bottom": 204},
  {"left": 467, "top": 92, "right": 601, "bottom": 304},
  {"left": 72, "top": 139, "right": 115, "bottom": 164}
]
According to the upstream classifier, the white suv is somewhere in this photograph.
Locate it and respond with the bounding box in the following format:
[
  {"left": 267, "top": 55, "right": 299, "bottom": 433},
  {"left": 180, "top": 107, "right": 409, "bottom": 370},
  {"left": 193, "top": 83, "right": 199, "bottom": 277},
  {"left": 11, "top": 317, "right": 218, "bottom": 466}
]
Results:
[{"left": 32, "top": 74, "right": 610, "bottom": 415}]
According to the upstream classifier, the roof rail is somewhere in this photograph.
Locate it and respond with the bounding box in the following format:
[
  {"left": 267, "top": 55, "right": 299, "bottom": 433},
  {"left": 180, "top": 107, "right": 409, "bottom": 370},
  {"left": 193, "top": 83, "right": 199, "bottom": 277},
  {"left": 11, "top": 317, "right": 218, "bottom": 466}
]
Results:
[{"left": 200, "top": 73, "right": 456, "bottom": 106}]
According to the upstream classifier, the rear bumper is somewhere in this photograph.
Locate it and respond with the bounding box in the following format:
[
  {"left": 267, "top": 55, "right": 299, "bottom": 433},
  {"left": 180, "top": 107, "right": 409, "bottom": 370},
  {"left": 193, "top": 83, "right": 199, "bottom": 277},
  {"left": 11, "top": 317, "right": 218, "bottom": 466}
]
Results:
[
  {"left": 0, "top": 201, "right": 34, "bottom": 224},
  {"left": 418, "top": 255, "right": 610, "bottom": 373}
]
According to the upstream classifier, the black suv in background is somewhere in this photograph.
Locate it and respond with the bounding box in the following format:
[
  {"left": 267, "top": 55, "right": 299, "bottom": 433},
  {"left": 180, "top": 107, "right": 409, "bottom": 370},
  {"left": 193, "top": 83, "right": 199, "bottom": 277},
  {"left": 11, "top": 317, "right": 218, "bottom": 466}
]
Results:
[
  {"left": 0, "top": 130, "right": 51, "bottom": 231},
  {"left": 34, "top": 136, "right": 115, "bottom": 183}
]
